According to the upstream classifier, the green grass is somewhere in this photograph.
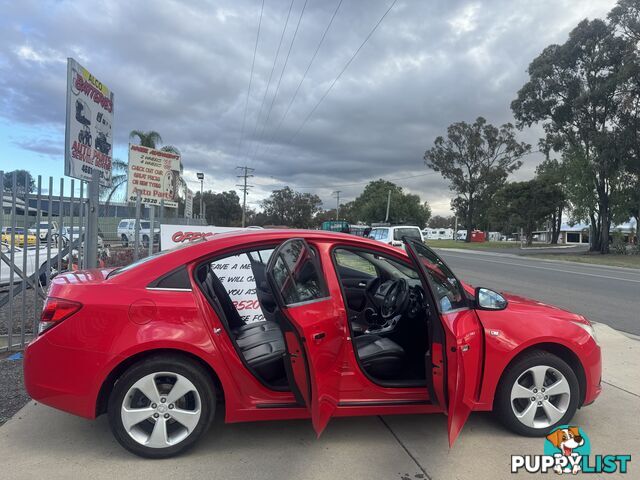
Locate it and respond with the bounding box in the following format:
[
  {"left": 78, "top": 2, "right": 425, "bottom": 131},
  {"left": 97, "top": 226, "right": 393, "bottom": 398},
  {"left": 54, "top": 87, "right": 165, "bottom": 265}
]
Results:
[
  {"left": 533, "top": 254, "right": 640, "bottom": 269},
  {"left": 425, "top": 239, "right": 523, "bottom": 249}
]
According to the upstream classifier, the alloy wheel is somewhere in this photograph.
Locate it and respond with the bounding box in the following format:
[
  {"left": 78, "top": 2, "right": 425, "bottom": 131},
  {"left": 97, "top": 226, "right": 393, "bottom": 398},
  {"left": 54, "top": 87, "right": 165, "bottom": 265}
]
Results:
[
  {"left": 120, "top": 371, "right": 202, "bottom": 448},
  {"left": 509, "top": 364, "right": 570, "bottom": 429}
]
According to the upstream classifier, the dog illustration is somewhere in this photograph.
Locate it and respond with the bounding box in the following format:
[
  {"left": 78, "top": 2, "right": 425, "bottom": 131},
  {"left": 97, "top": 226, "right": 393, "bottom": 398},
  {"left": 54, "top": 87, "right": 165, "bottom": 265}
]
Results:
[{"left": 546, "top": 426, "right": 585, "bottom": 474}]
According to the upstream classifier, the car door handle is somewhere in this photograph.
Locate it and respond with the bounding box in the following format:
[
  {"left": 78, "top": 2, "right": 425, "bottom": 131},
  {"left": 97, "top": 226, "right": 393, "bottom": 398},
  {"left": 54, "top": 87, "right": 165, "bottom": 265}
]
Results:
[
  {"left": 313, "top": 332, "right": 326, "bottom": 341},
  {"left": 358, "top": 282, "right": 367, "bottom": 287}
]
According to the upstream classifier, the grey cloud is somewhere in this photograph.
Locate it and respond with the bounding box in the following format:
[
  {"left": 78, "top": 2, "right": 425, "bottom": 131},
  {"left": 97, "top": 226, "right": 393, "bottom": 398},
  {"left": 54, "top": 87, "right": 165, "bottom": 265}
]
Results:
[{"left": 0, "top": 0, "right": 616, "bottom": 215}]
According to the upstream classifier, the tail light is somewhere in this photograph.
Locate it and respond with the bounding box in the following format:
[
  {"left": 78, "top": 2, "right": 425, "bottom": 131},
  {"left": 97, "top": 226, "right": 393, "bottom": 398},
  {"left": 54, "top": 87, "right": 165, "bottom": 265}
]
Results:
[{"left": 39, "top": 298, "right": 82, "bottom": 335}]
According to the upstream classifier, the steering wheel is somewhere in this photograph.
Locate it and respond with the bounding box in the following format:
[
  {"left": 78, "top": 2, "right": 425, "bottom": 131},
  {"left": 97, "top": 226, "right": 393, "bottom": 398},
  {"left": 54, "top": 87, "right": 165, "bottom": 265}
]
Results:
[{"left": 380, "top": 278, "right": 410, "bottom": 319}]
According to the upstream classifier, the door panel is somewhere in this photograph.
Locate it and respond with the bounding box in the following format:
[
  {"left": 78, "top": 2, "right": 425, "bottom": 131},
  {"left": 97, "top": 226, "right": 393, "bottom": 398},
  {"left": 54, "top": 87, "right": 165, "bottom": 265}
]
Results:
[
  {"left": 404, "top": 238, "right": 483, "bottom": 446},
  {"left": 266, "top": 238, "right": 345, "bottom": 435},
  {"left": 441, "top": 309, "right": 483, "bottom": 446}
]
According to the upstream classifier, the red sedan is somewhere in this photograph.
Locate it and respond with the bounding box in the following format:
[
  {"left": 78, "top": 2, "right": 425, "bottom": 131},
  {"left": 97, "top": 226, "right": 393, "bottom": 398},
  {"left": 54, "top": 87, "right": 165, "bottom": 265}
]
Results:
[{"left": 24, "top": 230, "right": 601, "bottom": 458}]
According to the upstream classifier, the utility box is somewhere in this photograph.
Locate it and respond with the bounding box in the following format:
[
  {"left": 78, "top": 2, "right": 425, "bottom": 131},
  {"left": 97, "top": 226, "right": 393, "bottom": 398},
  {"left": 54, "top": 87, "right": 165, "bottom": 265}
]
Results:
[{"left": 470, "top": 230, "right": 486, "bottom": 242}]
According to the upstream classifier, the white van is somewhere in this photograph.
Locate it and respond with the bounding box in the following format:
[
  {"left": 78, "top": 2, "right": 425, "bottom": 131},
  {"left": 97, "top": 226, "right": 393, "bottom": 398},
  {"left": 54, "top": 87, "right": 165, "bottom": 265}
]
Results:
[{"left": 368, "top": 225, "right": 424, "bottom": 247}]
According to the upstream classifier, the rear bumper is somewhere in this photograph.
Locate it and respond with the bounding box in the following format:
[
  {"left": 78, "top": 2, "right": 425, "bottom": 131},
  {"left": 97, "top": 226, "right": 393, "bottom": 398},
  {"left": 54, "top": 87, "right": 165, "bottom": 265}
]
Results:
[{"left": 24, "top": 333, "right": 103, "bottom": 419}]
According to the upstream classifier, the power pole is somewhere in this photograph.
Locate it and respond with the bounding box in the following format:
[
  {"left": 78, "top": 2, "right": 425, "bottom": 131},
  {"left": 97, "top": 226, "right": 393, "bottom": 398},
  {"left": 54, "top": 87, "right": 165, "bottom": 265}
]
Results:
[
  {"left": 384, "top": 190, "right": 391, "bottom": 223},
  {"left": 236, "top": 166, "right": 254, "bottom": 227},
  {"left": 332, "top": 190, "right": 341, "bottom": 220}
]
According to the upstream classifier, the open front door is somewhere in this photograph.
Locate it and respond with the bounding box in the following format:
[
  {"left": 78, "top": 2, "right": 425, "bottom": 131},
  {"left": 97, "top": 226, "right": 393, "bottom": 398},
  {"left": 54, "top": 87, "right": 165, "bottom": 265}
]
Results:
[
  {"left": 266, "top": 238, "right": 345, "bottom": 435},
  {"left": 404, "top": 239, "right": 483, "bottom": 447}
]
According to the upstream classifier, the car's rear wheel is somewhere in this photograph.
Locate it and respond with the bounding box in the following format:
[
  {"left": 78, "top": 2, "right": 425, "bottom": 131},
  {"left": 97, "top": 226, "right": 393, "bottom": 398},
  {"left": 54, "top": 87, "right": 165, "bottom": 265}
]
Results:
[
  {"left": 107, "top": 355, "right": 215, "bottom": 458},
  {"left": 495, "top": 350, "right": 579, "bottom": 436}
]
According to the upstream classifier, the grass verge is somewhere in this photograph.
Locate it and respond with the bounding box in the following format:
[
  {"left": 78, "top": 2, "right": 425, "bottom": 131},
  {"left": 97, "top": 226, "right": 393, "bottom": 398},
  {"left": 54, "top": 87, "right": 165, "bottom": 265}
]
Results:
[{"left": 533, "top": 254, "right": 640, "bottom": 269}]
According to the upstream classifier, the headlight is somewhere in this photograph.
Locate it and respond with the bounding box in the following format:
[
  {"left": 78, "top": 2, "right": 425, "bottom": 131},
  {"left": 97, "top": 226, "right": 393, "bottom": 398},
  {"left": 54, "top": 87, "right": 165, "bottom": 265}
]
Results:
[{"left": 572, "top": 320, "right": 598, "bottom": 345}]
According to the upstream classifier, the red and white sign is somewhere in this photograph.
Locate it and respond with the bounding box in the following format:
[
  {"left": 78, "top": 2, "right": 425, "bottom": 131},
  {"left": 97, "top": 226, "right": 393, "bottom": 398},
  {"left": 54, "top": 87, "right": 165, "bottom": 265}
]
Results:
[{"left": 127, "top": 144, "right": 181, "bottom": 208}]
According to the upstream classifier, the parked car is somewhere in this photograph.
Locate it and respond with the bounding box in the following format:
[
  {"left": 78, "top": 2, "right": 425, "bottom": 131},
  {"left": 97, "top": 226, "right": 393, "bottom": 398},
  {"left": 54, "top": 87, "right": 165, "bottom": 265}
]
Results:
[
  {"left": 60, "top": 226, "right": 105, "bottom": 249},
  {"left": 1, "top": 227, "right": 37, "bottom": 247},
  {"left": 369, "top": 225, "right": 424, "bottom": 247},
  {"left": 28, "top": 221, "right": 59, "bottom": 241},
  {"left": 117, "top": 219, "right": 159, "bottom": 248},
  {"left": 1, "top": 242, "right": 59, "bottom": 287},
  {"left": 24, "top": 230, "right": 601, "bottom": 458}
]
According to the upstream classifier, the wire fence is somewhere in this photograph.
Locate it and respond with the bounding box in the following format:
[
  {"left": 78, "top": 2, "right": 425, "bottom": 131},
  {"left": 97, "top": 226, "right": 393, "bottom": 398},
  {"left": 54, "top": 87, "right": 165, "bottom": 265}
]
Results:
[{"left": 0, "top": 170, "right": 204, "bottom": 352}]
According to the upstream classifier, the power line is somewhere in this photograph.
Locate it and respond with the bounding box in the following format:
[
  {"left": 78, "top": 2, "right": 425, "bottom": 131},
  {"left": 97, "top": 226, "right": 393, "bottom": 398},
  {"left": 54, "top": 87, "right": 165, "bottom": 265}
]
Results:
[
  {"left": 255, "top": 171, "right": 439, "bottom": 190},
  {"left": 236, "top": 166, "right": 255, "bottom": 227},
  {"left": 286, "top": 0, "right": 398, "bottom": 146},
  {"left": 258, "top": 0, "right": 343, "bottom": 160},
  {"left": 246, "top": 0, "right": 296, "bottom": 162},
  {"left": 253, "top": 0, "right": 309, "bottom": 159},
  {"left": 238, "top": 0, "right": 265, "bottom": 158}
]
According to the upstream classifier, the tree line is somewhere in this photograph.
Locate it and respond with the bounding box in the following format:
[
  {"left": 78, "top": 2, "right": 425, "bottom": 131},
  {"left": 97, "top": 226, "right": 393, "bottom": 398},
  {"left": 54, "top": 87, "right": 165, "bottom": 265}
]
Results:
[{"left": 424, "top": 0, "right": 639, "bottom": 252}]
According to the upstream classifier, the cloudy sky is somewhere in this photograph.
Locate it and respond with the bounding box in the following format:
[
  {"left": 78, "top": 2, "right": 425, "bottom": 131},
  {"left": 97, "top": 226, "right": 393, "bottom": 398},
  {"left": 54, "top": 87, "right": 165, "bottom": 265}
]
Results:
[{"left": 0, "top": 0, "right": 616, "bottom": 215}]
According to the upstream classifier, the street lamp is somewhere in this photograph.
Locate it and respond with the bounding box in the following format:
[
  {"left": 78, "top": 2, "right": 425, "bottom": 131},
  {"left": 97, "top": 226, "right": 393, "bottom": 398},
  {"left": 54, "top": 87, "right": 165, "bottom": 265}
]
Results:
[{"left": 196, "top": 172, "right": 204, "bottom": 220}]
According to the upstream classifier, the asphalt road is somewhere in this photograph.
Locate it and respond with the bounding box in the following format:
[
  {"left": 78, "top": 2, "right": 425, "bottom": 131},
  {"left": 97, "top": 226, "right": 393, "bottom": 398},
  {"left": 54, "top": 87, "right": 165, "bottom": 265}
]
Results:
[{"left": 436, "top": 249, "right": 640, "bottom": 336}]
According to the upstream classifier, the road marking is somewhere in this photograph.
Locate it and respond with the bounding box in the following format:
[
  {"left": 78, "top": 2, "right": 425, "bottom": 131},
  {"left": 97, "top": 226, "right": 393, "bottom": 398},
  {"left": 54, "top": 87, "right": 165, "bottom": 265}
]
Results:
[{"left": 440, "top": 253, "right": 640, "bottom": 284}]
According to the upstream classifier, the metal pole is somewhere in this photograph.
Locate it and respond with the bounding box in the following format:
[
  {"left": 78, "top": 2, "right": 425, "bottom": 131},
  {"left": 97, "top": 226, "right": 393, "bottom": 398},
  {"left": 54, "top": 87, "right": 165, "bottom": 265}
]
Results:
[
  {"left": 148, "top": 205, "right": 155, "bottom": 257},
  {"left": 7, "top": 171, "right": 17, "bottom": 351},
  {"left": 333, "top": 190, "right": 341, "bottom": 221},
  {"left": 69, "top": 179, "right": 75, "bottom": 269},
  {"left": 58, "top": 179, "right": 64, "bottom": 274},
  {"left": 34, "top": 175, "right": 42, "bottom": 335},
  {"left": 454, "top": 216, "right": 458, "bottom": 242},
  {"left": 20, "top": 173, "right": 30, "bottom": 348},
  {"left": 78, "top": 181, "right": 84, "bottom": 268},
  {"left": 85, "top": 169, "right": 100, "bottom": 268},
  {"left": 199, "top": 179, "right": 203, "bottom": 220},
  {"left": 133, "top": 192, "right": 141, "bottom": 261},
  {"left": 46, "top": 177, "right": 52, "bottom": 285},
  {"left": 384, "top": 190, "right": 391, "bottom": 223}
]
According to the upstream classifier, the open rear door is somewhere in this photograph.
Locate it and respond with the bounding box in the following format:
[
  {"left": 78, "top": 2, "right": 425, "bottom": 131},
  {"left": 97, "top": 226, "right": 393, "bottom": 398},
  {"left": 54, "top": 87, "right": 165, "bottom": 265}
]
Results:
[
  {"left": 266, "top": 238, "right": 345, "bottom": 435},
  {"left": 404, "top": 239, "right": 482, "bottom": 447}
]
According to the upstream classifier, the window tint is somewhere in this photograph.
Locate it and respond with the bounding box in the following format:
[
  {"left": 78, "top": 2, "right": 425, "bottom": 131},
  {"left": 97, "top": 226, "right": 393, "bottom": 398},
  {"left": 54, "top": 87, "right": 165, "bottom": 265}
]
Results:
[
  {"left": 409, "top": 241, "right": 466, "bottom": 312},
  {"left": 149, "top": 265, "right": 191, "bottom": 290},
  {"left": 334, "top": 249, "right": 377, "bottom": 276},
  {"left": 393, "top": 227, "right": 422, "bottom": 241},
  {"left": 270, "top": 240, "right": 327, "bottom": 305}
]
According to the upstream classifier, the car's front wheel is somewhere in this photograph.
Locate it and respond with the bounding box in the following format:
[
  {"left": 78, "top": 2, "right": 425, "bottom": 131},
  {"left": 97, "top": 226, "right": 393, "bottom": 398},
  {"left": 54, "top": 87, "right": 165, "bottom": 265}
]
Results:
[
  {"left": 121, "top": 234, "right": 128, "bottom": 247},
  {"left": 107, "top": 355, "right": 215, "bottom": 458},
  {"left": 495, "top": 350, "right": 579, "bottom": 436}
]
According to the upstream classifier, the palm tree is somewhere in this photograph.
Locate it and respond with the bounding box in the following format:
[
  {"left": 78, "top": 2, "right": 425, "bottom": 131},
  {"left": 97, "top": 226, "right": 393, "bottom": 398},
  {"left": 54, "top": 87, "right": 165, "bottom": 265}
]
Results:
[
  {"left": 103, "top": 158, "right": 128, "bottom": 205},
  {"left": 129, "top": 130, "right": 180, "bottom": 155}
]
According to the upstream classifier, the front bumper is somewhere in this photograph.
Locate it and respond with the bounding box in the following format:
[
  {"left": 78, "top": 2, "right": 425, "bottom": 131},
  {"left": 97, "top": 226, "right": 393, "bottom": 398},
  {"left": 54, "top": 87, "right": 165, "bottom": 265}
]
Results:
[{"left": 581, "top": 341, "right": 602, "bottom": 407}]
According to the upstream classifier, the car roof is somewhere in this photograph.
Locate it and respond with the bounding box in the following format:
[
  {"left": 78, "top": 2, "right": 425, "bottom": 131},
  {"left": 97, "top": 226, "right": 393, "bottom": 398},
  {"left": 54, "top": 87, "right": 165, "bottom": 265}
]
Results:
[{"left": 109, "top": 228, "right": 412, "bottom": 285}]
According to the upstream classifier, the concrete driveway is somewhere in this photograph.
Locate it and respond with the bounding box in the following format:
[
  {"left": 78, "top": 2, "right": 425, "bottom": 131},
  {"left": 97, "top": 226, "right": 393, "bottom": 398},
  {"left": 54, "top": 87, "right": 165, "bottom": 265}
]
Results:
[{"left": 2, "top": 324, "right": 639, "bottom": 480}]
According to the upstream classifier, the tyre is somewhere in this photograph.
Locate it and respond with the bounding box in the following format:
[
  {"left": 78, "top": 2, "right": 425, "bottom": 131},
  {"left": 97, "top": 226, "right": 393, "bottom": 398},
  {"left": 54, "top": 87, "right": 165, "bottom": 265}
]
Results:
[
  {"left": 494, "top": 350, "right": 579, "bottom": 437},
  {"left": 142, "top": 235, "right": 149, "bottom": 249},
  {"left": 121, "top": 234, "right": 128, "bottom": 247},
  {"left": 107, "top": 355, "right": 215, "bottom": 458}
]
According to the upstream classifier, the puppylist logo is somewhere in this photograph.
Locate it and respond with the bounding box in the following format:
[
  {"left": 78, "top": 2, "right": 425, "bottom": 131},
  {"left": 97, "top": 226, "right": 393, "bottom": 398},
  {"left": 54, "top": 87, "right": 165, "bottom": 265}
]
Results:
[{"left": 511, "top": 425, "right": 631, "bottom": 474}]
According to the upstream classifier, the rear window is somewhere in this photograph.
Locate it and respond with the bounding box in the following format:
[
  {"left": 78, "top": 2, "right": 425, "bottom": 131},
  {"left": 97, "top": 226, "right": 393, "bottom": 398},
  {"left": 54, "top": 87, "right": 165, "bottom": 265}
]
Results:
[
  {"left": 369, "top": 228, "right": 389, "bottom": 240},
  {"left": 393, "top": 228, "right": 421, "bottom": 241}
]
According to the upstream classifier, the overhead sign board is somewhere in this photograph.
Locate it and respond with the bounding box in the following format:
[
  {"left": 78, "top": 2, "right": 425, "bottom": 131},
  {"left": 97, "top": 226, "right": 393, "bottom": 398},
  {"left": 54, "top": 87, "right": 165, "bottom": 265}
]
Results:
[
  {"left": 64, "top": 58, "right": 113, "bottom": 186},
  {"left": 126, "top": 144, "right": 181, "bottom": 208}
]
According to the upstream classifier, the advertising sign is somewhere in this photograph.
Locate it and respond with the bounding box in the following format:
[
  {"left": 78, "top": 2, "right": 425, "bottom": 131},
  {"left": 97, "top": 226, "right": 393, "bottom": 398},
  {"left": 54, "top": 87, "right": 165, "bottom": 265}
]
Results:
[
  {"left": 185, "top": 188, "right": 194, "bottom": 218},
  {"left": 127, "top": 144, "right": 181, "bottom": 208},
  {"left": 160, "top": 224, "right": 265, "bottom": 322},
  {"left": 64, "top": 58, "right": 113, "bottom": 186}
]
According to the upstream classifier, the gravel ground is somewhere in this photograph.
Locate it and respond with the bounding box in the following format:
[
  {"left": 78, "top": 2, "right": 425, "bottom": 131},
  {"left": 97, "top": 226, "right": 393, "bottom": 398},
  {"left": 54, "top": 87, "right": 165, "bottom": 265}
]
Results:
[
  {"left": 0, "top": 287, "right": 39, "bottom": 337},
  {"left": 0, "top": 353, "right": 30, "bottom": 426}
]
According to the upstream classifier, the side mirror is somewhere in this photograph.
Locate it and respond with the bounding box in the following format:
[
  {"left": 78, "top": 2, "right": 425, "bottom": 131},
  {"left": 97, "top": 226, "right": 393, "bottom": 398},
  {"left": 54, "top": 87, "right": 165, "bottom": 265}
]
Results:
[{"left": 475, "top": 287, "right": 508, "bottom": 310}]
